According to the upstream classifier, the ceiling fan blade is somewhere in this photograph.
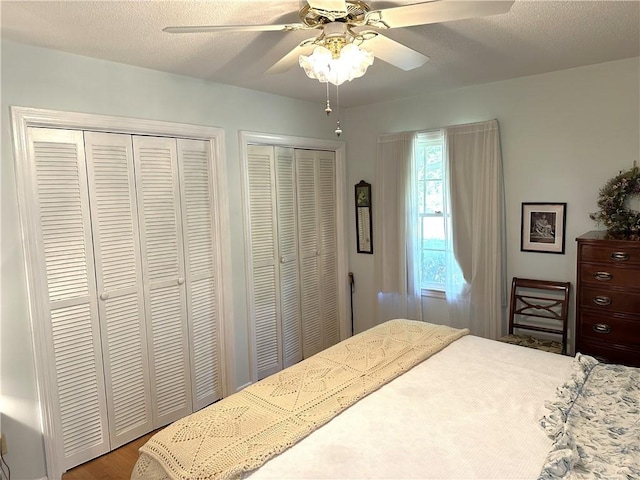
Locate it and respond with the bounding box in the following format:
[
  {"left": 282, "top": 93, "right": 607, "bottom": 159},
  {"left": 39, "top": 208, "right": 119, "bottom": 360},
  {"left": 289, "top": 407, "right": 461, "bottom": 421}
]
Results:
[
  {"left": 307, "top": 0, "right": 348, "bottom": 17},
  {"left": 163, "top": 23, "right": 307, "bottom": 34},
  {"left": 365, "top": 0, "right": 514, "bottom": 29},
  {"left": 266, "top": 39, "right": 317, "bottom": 74},
  {"left": 361, "top": 32, "right": 429, "bottom": 71}
]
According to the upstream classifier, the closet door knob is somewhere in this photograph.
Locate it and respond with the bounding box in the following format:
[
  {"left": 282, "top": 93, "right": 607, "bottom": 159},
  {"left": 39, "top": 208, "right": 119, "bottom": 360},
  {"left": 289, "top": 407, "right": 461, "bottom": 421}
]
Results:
[
  {"left": 177, "top": 278, "right": 185, "bottom": 285},
  {"left": 100, "top": 292, "right": 109, "bottom": 301},
  {"left": 281, "top": 256, "right": 286, "bottom": 264},
  {"left": 316, "top": 250, "right": 321, "bottom": 256}
]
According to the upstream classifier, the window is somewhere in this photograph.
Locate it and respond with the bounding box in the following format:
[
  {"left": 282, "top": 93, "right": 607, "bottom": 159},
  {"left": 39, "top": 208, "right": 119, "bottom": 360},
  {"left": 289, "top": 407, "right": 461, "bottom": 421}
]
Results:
[{"left": 415, "top": 131, "right": 446, "bottom": 293}]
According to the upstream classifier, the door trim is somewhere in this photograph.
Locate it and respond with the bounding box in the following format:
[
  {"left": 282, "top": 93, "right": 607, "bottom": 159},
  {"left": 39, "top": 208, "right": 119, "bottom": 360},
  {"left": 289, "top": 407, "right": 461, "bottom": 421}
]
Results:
[
  {"left": 239, "top": 131, "right": 348, "bottom": 383},
  {"left": 10, "top": 106, "right": 234, "bottom": 480}
]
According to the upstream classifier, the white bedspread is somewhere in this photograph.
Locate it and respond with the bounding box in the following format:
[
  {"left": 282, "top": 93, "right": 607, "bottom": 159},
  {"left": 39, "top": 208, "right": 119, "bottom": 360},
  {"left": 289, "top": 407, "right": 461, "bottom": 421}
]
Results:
[{"left": 247, "top": 335, "right": 574, "bottom": 480}]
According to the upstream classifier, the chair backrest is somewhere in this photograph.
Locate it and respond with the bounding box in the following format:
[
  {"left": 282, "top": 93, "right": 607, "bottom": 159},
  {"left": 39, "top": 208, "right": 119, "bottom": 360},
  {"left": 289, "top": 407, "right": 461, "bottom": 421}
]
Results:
[{"left": 508, "top": 277, "right": 571, "bottom": 354}]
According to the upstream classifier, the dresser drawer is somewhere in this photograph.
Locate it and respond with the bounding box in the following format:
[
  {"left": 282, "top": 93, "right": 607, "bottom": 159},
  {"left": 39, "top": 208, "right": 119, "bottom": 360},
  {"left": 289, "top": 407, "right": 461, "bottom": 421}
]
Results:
[
  {"left": 579, "top": 243, "right": 640, "bottom": 266},
  {"left": 576, "top": 339, "right": 640, "bottom": 367},
  {"left": 580, "top": 286, "right": 640, "bottom": 315},
  {"left": 580, "top": 264, "right": 640, "bottom": 289},
  {"left": 579, "top": 312, "right": 640, "bottom": 346}
]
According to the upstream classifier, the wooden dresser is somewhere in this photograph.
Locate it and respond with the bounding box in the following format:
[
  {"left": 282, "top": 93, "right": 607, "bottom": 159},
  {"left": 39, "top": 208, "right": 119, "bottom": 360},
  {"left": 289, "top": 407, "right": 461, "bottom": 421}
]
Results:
[{"left": 575, "top": 231, "right": 640, "bottom": 366}]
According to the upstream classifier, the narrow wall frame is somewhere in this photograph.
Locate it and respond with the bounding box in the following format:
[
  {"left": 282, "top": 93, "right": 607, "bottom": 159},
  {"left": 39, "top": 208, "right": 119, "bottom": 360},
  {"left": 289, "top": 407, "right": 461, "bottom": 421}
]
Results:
[{"left": 355, "top": 180, "right": 373, "bottom": 254}]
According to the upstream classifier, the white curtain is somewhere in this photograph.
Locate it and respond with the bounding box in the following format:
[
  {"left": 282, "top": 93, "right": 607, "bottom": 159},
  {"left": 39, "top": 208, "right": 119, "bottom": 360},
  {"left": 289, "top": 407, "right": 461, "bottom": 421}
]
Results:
[
  {"left": 444, "top": 119, "right": 506, "bottom": 338},
  {"left": 373, "top": 132, "right": 423, "bottom": 324}
]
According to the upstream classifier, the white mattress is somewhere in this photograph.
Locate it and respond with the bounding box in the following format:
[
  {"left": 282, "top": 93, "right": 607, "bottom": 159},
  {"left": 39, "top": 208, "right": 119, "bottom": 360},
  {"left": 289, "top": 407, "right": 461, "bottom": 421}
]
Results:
[{"left": 247, "top": 335, "right": 574, "bottom": 480}]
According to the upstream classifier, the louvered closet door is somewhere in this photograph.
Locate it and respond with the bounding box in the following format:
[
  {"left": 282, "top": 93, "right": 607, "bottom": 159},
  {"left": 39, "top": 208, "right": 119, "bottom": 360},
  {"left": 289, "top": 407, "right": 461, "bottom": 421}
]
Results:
[
  {"left": 317, "top": 151, "right": 339, "bottom": 348},
  {"left": 295, "top": 149, "right": 322, "bottom": 358},
  {"left": 176, "top": 139, "right": 223, "bottom": 410},
  {"left": 84, "top": 132, "right": 153, "bottom": 449},
  {"left": 27, "top": 128, "right": 110, "bottom": 470},
  {"left": 246, "top": 145, "right": 282, "bottom": 379},
  {"left": 275, "top": 147, "right": 302, "bottom": 368},
  {"left": 133, "top": 136, "right": 192, "bottom": 426}
]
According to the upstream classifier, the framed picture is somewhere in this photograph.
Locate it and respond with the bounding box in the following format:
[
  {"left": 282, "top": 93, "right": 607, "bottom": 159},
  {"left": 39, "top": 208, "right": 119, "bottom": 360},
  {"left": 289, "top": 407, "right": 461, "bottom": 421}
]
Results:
[
  {"left": 355, "top": 180, "right": 373, "bottom": 254},
  {"left": 521, "top": 202, "right": 567, "bottom": 254}
]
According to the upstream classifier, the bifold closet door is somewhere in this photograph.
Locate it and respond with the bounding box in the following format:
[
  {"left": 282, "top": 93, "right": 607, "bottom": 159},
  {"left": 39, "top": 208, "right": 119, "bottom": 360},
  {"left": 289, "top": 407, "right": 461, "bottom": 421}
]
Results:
[
  {"left": 177, "top": 138, "right": 224, "bottom": 409},
  {"left": 274, "top": 147, "right": 302, "bottom": 369},
  {"left": 245, "top": 145, "right": 338, "bottom": 377},
  {"left": 295, "top": 150, "right": 323, "bottom": 358},
  {"left": 24, "top": 128, "right": 225, "bottom": 473},
  {"left": 317, "top": 152, "right": 339, "bottom": 347},
  {"left": 27, "top": 128, "right": 110, "bottom": 469},
  {"left": 295, "top": 149, "right": 339, "bottom": 357},
  {"left": 246, "top": 145, "right": 283, "bottom": 380},
  {"left": 83, "top": 132, "right": 153, "bottom": 449},
  {"left": 133, "top": 136, "right": 192, "bottom": 426}
]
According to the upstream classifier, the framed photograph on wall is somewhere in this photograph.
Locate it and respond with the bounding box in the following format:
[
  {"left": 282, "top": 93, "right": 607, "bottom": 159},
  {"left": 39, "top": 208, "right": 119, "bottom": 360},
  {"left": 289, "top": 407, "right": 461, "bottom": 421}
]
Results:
[
  {"left": 521, "top": 202, "right": 567, "bottom": 254},
  {"left": 355, "top": 180, "right": 373, "bottom": 254}
]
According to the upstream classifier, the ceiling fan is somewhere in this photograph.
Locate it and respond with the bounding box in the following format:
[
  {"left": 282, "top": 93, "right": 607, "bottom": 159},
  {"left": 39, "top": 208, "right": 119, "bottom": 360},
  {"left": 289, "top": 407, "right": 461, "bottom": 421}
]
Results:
[
  {"left": 164, "top": 0, "right": 513, "bottom": 135},
  {"left": 165, "top": 1, "right": 514, "bottom": 76}
]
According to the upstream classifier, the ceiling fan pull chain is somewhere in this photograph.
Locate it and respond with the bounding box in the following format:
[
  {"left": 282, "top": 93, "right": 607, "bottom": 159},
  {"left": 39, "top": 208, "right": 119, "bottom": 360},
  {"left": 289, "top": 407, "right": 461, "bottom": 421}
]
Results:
[
  {"left": 335, "top": 83, "right": 342, "bottom": 137},
  {"left": 325, "top": 81, "right": 332, "bottom": 115}
]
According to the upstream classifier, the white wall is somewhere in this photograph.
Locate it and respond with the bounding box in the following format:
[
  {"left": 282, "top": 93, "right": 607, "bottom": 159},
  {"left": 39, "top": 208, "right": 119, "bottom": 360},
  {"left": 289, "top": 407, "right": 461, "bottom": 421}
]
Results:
[
  {"left": 343, "top": 57, "right": 640, "bottom": 339},
  {"left": 0, "top": 40, "right": 338, "bottom": 480}
]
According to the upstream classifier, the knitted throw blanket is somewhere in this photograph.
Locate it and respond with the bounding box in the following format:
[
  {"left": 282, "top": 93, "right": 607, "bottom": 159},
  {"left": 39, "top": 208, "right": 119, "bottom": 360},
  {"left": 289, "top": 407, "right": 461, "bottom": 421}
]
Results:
[{"left": 132, "top": 319, "right": 469, "bottom": 480}]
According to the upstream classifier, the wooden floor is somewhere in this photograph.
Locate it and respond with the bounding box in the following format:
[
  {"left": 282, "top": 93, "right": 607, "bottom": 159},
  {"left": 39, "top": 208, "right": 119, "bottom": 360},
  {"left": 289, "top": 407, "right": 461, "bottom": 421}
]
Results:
[{"left": 62, "top": 431, "right": 159, "bottom": 480}]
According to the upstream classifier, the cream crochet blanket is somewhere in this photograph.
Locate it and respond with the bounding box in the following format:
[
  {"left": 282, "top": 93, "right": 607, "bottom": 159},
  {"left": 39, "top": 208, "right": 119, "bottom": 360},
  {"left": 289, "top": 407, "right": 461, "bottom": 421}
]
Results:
[{"left": 132, "top": 319, "right": 469, "bottom": 480}]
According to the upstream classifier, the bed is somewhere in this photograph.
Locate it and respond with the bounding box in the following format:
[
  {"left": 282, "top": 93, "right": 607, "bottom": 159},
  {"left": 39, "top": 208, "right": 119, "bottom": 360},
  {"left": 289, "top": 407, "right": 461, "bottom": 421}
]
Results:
[{"left": 131, "top": 319, "right": 639, "bottom": 480}]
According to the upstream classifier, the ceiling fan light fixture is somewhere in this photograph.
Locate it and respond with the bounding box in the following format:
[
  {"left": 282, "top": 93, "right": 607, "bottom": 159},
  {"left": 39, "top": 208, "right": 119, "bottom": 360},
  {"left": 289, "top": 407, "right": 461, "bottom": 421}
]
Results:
[
  {"left": 299, "top": 42, "right": 374, "bottom": 86},
  {"left": 299, "top": 45, "right": 332, "bottom": 82}
]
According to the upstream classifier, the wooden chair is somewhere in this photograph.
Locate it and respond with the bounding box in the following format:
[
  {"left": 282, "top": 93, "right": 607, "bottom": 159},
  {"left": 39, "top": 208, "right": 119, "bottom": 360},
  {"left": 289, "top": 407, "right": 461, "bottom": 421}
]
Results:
[{"left": 498, "top": 277, "right": 571, "bottom": 354}]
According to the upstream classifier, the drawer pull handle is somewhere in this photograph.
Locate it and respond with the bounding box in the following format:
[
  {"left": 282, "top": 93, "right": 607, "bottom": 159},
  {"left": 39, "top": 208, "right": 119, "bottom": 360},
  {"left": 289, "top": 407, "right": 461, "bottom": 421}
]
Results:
[
  {"left": 610, "top": 251, "right": 629, "bottom": 261},
  {"left": 594, "top": 271, "right": 613, "bottom": 281},
  {"left": 592, "top": 323, "right": 611, "bottom": 334},
  {"left": 593, "top": 296, "right": 612, "bottom": 306}
]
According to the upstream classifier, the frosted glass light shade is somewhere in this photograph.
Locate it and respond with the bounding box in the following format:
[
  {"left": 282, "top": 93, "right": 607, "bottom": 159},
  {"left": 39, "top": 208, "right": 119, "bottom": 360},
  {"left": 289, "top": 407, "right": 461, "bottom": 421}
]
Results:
[{"left": 299, "top": 43, "right": 374, "bottom": 86}]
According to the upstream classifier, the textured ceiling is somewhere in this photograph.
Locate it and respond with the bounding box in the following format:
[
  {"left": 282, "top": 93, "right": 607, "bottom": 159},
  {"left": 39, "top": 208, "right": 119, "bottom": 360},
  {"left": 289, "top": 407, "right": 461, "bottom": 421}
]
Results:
[{"left": 1, "top": 0, "right": 639, "bottom": 107}]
